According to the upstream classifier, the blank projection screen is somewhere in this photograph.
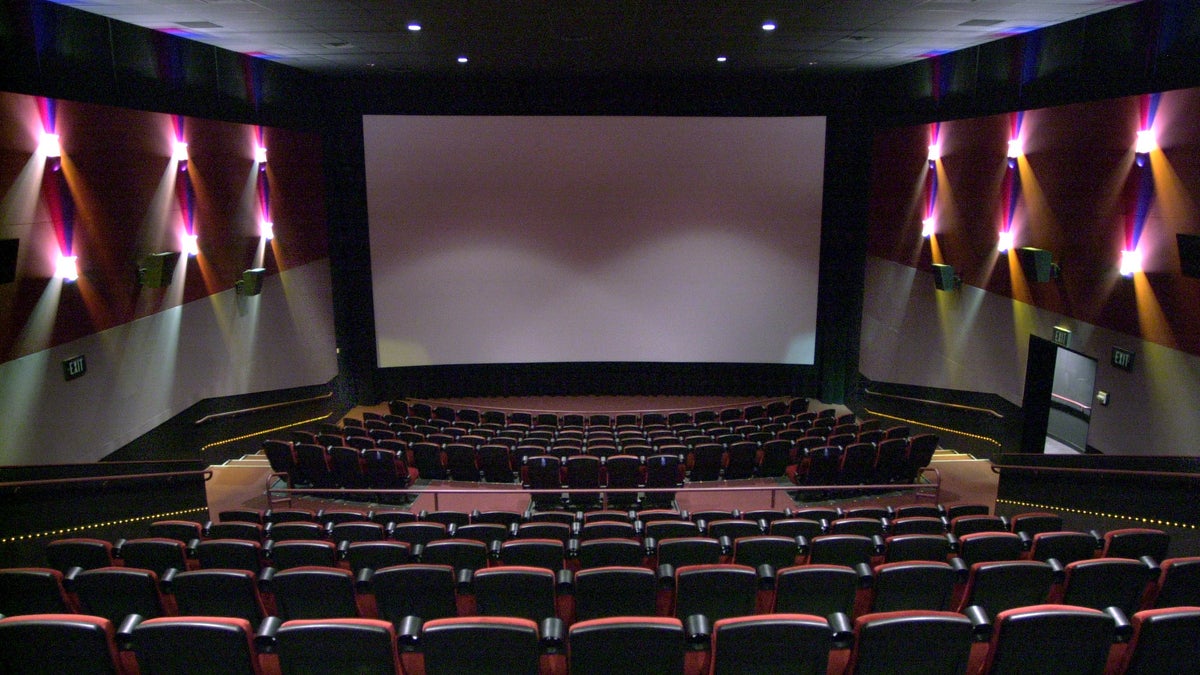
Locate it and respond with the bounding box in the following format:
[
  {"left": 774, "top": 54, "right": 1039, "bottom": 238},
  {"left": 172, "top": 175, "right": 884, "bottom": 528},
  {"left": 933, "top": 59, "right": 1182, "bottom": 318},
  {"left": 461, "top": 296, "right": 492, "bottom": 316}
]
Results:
[{"left": 364, "top": 115, "right": 826, "bottom": 367}]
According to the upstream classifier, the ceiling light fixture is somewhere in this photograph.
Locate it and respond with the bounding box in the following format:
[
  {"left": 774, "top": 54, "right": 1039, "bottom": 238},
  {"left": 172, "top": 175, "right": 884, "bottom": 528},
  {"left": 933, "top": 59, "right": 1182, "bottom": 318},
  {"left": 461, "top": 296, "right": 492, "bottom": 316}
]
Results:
[{"left": 762, "top": 22, "right": 776, "bottom": 31}]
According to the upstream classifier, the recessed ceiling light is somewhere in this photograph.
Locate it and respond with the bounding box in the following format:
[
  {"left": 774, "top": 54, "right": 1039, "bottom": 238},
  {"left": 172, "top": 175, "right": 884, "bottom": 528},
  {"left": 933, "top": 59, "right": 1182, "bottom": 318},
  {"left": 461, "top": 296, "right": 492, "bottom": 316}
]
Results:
[
  {"left": 716, "top": 56, "right": 727, "bottom": 62},
  {"left": 407, "top": 23, "right": 421, "bottom": 31},
  {"left": 762, "top": 22, "right": 776, "bottom": 31},
  {"left": 457, "top": 56, "right": 468, "bottom": 63}
]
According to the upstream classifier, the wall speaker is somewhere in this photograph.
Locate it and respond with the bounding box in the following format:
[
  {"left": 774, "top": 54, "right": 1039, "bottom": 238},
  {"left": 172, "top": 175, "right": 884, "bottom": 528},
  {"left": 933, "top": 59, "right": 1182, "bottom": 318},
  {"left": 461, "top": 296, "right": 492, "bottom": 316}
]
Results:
[
  {"left": 0, "top": 238, "right": 17, "bottom": 285},
  {"left": 138, "top": 251, "right": 181, "bottom": 288},
  {"left": 1177, "top": 233, "right": 1200, "bottom": 279},
  {"left": 236, "top": 267, "right": 266, "bottom": 296},
  {"left": 931, "top": 263, "right": 959, "bottom": 291},
  {"left": 1017, "top": 247, "right": 1057, "bottom": 282}
]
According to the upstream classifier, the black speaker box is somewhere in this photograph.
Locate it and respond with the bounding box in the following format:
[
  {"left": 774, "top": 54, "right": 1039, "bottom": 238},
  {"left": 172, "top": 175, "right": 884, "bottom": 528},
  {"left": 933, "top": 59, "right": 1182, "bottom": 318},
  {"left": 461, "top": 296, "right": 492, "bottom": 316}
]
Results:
[
  {"left": 1018, "top": 247, "right": 1055, "bottom": 282},
  {"left": 139, "top": 251, "right": 181, "bottom": 288},
  {"left": 932, "top": 263, "right": 957, "bottom": 290},
  {"left": 238, "top": 267, "right": 266, "bottom": 296},
  {"left": 1178, "top": 234, "right": 1200, "bottom": 279},
  {"left": 0, "top": 239, "right": 17, "bottom": 284}
]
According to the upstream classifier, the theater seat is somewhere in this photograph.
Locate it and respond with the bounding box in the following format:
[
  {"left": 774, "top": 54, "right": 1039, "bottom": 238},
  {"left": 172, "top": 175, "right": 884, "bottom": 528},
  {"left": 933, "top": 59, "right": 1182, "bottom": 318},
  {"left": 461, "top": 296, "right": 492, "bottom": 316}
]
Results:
[
  {"left": 708, "top": 613, "right": 832, "bottom": 675},
  {"left": 126, "top": 615, "right": 264, "bottom": 675},
  {"left": 0, "top": 567, "right": 77, "bottom": 616},
  {"left": 414, "top": 616, "right": 545, "bottom": 675},
  {"left": 0, "top": 614, "right": 130, "bottom": 675},
  {"left": 273, "top": 618, "right": 402, "bottom": 675},
  {"left": 1112, "top": 607, "right": 1200, "bottom": 675},
  {"left": 569, "top": 617, "right": 686, "bottom": 675},
  {"left": 977, "top": 604, "right": 1116, "bottom": 675},
  {"left": 572, "top": 566, "right": 658, "bottom": 622},
  {"left": 843, "top": 610, "right": 973, "bottom": 675}
]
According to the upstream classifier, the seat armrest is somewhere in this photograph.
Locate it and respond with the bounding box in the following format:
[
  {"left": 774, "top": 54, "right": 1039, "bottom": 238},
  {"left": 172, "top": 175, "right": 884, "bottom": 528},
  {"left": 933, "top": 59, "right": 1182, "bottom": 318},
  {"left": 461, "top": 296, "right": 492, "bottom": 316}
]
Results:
[
  {"left": 397, "top": 616, "right": 423, "bottom": 651},
  {"left": 946, "top": 533, "right": 959, "bottom": 552},
  {"left": 62, "top": 566, "right": 83, "bottom": 590},
  {"left": 1104, "top": 606, "right": 1132, "bottom": 642},
  {"left": 1047, "top": 558, "right": 1065, "bottom": 583},
  {"left": 828, "top": 612, "right": 853, "bottom": 648},
  {"left": 795, "top": 536, "right": 809, "bottom": 556},
  {"left": 657, "top": 564, "right": 676, "bottom": 589},
  {"left": 684, "top": 614, "right": 711, "bottom": 650},
  {"left": 261, "top": 539, "right": 274, "bottom": 557},
  {"left": 355, "top": 567, "right": 373, "bottom": 590},
  {"left": 556, "top": 568, "right": 574, "bottom": 594},
  {"left": 489, "top": 540, "right": 502, "bottom": 559},
  {"left": 1140, "top": 555, "right": 1161, "bottom": 575},
  {"left": 880, "top": 517, "right": 892, "bottom": 533},
  {"left": 202, "top": 520, "right": 215, "bottom": 537},
  {"left": 1018, "top": 531, "right": 1033, "bottom": 551},
  {"left": 963, "top": 605, "right": 992, "bottom": 641},
  {"left": 949, "top": 557, "right": 969, "bottom": 581},
  {"left": 644, "top": 537, "right": 658, "bottom": 557},
  {"left": 566, "top": 538, "right": 580, "bottom": 558},
  {"left": 411, "top": 543, "right": 425, "bottom": 560},
  {"left": 854, "top": 562, "right": 875, "bottom": 588},
  {"left": 447, "top": 523, "right": 458, "bottom": 537},
  {"left": 1088, "top": 530, "right": 1103, "bottom": 548},
  {"left": 187, "top": 538, "right": 201, "bottom": 557},
  {"left": 539, "top": 617, "right": 566, "bottom": 652},
  {"left": 337, "top": 540, "right": 350, "bottom": 558},
  {"left": 871, "top": 535, "right": 886, "bottom": 554},
  {"left": 254, "top": 616, "right": 282, "bottom": 653},
  {"left": 718, "top": 536, "right": 732, "bottom": 556},
  {"left": 116, "top": 614, "right": 144, "bottom": 648},
  {"left": 756, "top": 564, "right": 776, "bottom": 589},
  {"left": 695, "top": 519, "right": 709, "bottom": 535},
  {"left": 113, "top": 538, "right": 128, "bottom": 558},
  {"left": 508, "top": 522, "right": 519, "bottom": 538},
  {"left": 257, "top": 566, "right": 275, "bottom": 591},
  {"left": 160, "top": 567, "right": 178, "bottom": 590},
  {"left": 455, "top": 568, "right": 474, "bottom": 592}
]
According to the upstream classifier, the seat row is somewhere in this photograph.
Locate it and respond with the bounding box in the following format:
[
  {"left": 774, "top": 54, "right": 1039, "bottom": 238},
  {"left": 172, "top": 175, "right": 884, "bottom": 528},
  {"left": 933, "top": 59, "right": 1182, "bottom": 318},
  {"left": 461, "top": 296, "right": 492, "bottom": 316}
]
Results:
[{"left": 4, "top": 600, "right": 1198, "bottom": 674}]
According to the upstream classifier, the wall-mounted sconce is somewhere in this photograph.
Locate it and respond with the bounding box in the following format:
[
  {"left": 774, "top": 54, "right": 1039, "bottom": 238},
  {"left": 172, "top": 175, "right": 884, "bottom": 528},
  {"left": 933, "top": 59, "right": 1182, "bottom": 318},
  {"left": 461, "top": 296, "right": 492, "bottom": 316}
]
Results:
[
  {"left": 174, "top": 140, "right": 189, "bottom": 171},
  {"left": 41, "top": 131, "right": 62, "bottom": 171},
  {"left": 261, "top": 221, "right": 274, "bottom": 241},
  {"left": 927, "top": 142, "right": 940, "bottom": 168},
  {"left": 56, "top": 253, "right": 78, "bottom": 282},
  {"left": 1135, "top": 129, "right": 1155, "bottom": 166},
  {"left": 137, "top": 251, "right": 181, "bottom": 288},
  {"left": 922, "top": 217, "right": 936, "bottom": 238},
  {"left": 235, "top": 267, "right": 266, "bottom": 296},
  {"left": 1006, "top": 138, "right": 1021, "bottom": 168},
  {"left": 997, "top": 230, "right": 1014, "bottom": 253},
  {"left": 932, "top": 263, "right": 961, "bottom": 291},
  {"left": 1017, "top": 246, "right": 1060, "bottom": 282},
  {"left": 255, "top": 145, "right": 268, "bottom": 170},
  {"left": 183, "top": 234, "right": 199, "bottom": 257},
  {"left": 1119, "top": 248, "right": 1142, "bottom": 278}
]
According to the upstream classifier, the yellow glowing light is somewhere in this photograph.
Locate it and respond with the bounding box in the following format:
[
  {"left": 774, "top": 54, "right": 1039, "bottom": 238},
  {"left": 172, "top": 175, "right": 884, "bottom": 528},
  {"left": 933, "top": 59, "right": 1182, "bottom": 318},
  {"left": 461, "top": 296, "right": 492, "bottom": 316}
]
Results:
[
  {"left": 56, "top": 254, "right": 78, "bottom": 281},
  {"left": 1120, "top": 248, "right": 1142, "bottom": 277},
  {"left": 40, "top": 131, "right": 61, "bottom": 157},
  {"left": 997, "top": 230, "right": 1014, "bottom": 252}
]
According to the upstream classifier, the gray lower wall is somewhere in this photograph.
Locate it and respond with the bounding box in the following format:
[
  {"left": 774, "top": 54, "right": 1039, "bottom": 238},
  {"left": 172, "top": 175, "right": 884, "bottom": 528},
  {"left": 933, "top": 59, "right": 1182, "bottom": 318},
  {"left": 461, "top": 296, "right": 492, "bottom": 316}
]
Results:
[
  {"left": 0, "top": 260, "right": 337, "bottom": 465},
  {"left": 859, "top": 256, "right": 1200, "bottom": 456}
]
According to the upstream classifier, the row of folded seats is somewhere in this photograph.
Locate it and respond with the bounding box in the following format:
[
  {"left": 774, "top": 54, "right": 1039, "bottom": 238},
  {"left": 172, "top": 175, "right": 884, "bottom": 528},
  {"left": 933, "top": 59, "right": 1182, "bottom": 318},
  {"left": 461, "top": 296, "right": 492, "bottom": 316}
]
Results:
[
  {"left": 24, "top": 504, "right": 1178, "bottom": 577},
  {"left": 3, "top": 580, "right": 1198, "bottom": 673},
  {"left": 263, "top": 413, "right": 937, "bottom": 502}
]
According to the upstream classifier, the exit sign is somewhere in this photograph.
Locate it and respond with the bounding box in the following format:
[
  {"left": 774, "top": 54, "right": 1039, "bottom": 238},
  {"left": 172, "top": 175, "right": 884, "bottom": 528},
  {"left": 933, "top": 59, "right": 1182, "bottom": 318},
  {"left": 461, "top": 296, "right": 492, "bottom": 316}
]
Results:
[
  {"left": 62, "top": 354, "right": 87, "bottom": 381},
  {"left": 1111, "top": 347, "right": 1135, "bottom": 372}
]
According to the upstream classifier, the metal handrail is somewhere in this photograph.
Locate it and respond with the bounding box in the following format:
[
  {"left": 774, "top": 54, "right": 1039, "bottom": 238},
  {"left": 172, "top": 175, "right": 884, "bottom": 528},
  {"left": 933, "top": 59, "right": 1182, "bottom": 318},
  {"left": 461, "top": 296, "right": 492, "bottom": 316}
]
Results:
[
  {"left": 0, "top": 468, "right": 214, "bottom": 489},
  {"left": 991, "top": 462, "right": 1200, "bottom": 481},
  {"left": 265, "top": 469, "right": 940, "bottom": 511},
  {"left": 863, "top": 388, "right": 1005, "bottom": 419},
  {"left": 194, "top": 391, "right": 332, "bottom": 425}
]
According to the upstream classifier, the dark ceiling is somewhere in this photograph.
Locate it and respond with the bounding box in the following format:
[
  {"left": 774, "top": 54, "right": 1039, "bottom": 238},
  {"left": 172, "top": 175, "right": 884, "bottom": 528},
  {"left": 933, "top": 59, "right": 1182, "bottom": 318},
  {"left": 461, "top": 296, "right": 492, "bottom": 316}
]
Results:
[{"left": 48, "top": 0, "right": 1144, "bottom": 78}]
